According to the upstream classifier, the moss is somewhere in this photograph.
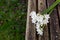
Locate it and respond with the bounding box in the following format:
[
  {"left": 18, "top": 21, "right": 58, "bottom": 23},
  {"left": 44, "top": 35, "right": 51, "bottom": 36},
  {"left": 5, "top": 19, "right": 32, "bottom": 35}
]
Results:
[{"left": 0, "top": 0, "right": 27, "bottom": 40}]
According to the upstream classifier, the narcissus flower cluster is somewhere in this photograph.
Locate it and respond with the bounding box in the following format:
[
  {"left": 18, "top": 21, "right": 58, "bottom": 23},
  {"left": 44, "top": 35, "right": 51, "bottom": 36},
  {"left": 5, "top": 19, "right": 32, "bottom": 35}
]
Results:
[{"left": 30, "top": 11, "right": 50, "bottom": 35}]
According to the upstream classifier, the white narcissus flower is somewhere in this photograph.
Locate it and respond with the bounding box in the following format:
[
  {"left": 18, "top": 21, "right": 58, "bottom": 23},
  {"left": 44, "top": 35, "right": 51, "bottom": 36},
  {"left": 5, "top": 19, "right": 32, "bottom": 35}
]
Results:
[
  {"left": 43, "top": 19, "right": 49, "bottom": 24},
  {"left": 32, "top": 19, "right": 36, "bottom": 23},
  {"left": 36, "top": 14, "right": 44, "bottom": 23},
  {"left": 30, "top": 11, "right": 36, "bottom": 18},
  {"left": 36, "top": 23, "right": 43, "bottom": 35},
  {"left": 43, "top": 14, "right": 50, "bottom": 24},
  {"left": 44, "top": 14, "right": 50, "bottom": 19},
  {"left": 36, "top": 27, "right": 43, "bottom": 35},
  {"left": 30, "top": 11, "right": 37, "bottom": 23}
]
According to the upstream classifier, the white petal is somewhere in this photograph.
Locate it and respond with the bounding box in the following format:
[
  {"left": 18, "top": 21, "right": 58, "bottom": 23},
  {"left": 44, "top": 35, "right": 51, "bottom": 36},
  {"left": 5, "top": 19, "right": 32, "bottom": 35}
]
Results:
[
  {"left": 43, "top": 19, "right": 49, "bottom": 24},
  {"left": 36, "top": 15, "right": 43, "bottom": 22},
  {"left": 37, "top": 29, "right": 43, "bottom": 35},
  {"left": 44, "top": 14, "right": 50, "bottom": 19},
  {"left": 31, "top": 19, "right": 36, "bottom": 23},
  {"left": 30, "top": 11, "right": 36, "bottom": 17}
]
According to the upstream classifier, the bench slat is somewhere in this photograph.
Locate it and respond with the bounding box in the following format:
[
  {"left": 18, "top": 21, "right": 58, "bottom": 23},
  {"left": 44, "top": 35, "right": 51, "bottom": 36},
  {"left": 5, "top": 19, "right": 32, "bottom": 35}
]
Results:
[
  {"left": 47, "top": 0, "right": 60, "bottom": 40},
  {"left": 57, "top": 4, "right": 60, "bottom": 40},
  {"left": 26, "top": 0, "right": 36, "bottom": 40},
  {"left": 38, "top": 0, "right": 49, "bottom": 40},
  {"left": 58, "top": 4, "right": 60, "bottom": 28}
]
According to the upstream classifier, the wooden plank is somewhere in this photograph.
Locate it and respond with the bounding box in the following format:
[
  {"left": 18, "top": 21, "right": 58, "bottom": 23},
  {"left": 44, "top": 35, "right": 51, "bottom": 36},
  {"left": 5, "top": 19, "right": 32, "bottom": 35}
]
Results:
[
  {"left": 38, "top": 0, "right": 49, "bottom": 40},
  {"left": 43, "top": 25, "right": 49, "bottom": 40},
  {"left": 47, "top": 0, "right": 60, "bottom": 40},
  {"left": 57, "top": 3, "right": 60, "bottom": 40},
  {"left": 25, "top": 0, "right": 36, "bottom": 40},
  {"left": 58, "top": 4, "right": 60, "bottom": 28},
  {"left": 38, "top": 0, "right": 46, "bottom": 13}
]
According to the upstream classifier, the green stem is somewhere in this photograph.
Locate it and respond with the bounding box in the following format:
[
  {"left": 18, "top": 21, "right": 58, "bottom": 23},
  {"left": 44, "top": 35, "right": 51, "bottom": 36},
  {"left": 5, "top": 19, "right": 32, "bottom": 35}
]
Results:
[
  {"left": 57, "top": 0, "right": 60, "bottom": 2},
  {"left": 49, "top": 8, "right": 54, "bottom": 14},
  {"left": 42, "top": 0, "right": 60, "bottom": 15}
]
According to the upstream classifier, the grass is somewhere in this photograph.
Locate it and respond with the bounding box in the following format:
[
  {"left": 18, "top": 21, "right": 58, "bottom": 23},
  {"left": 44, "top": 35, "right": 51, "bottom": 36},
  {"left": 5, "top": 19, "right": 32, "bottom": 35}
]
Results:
[{"left": 0, "top": 0, "right": 27, "bottom": 40}]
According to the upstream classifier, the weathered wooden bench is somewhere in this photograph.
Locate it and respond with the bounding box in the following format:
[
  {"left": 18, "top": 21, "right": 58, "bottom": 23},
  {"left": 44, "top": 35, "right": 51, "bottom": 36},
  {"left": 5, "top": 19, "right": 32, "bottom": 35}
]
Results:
[{"left": 26, "top": 0, "right": 60, "bottom": 40}]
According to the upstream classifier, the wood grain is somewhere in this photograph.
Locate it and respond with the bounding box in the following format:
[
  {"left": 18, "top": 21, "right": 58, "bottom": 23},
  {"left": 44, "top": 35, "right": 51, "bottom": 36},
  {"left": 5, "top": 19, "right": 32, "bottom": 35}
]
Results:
[
  {"left": 58, "top": 4, "right": 60, "bottom": 28},
  {"left": 57, "top": 3, "right": 60, "bottom": 40},
  {"left": 25, "top": 0, "right": 36, "bottom": 40},
  {"left": 47, "top": 0, "right": 60, "bottom": 40}
]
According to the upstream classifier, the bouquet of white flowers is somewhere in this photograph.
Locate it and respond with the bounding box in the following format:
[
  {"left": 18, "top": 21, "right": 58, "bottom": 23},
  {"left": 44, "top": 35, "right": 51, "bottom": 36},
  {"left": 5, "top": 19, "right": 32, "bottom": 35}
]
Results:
[
  {"left": 30, "top": 11, "right": 50, "bottom": 35},
  {"left": 30, "top": 0, "right": 60, "bottom": 36}
]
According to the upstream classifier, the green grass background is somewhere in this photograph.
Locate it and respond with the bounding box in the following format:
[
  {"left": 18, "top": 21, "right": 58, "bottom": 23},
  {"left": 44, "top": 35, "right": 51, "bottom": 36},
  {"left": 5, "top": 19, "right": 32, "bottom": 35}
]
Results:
[{"left": 0, "top": 0, "right": 27, "bottom": 40}]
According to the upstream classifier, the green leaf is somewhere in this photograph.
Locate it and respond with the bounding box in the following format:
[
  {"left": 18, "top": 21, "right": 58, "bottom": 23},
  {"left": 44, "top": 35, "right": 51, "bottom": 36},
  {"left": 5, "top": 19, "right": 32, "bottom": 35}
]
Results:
[
  {"left": 42, "top": 0, "right": 60, "bottom": 15},
  {"left": 57, "top": 0, "right": 60, "bottom": 2}
]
